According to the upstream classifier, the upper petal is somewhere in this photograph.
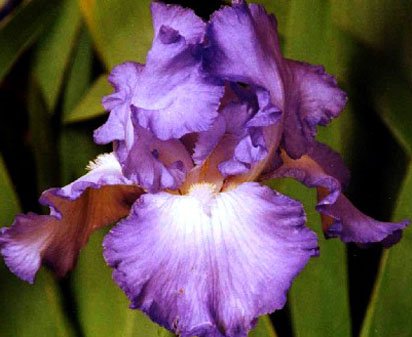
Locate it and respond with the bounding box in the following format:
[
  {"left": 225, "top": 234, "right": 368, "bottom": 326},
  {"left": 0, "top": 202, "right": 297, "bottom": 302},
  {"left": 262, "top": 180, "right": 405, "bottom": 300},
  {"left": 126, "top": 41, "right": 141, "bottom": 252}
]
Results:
[
  {"left": 206, "top": 3, "right": 285, "bottom": 106},
  {"left": 0, "top": 153, "right": 142, "bottom": 282},
  {"left": 282, "top": 61, "right": 347, "bottom": 158},
  {"left": 104, "top": 182, "right": 318, "bottom": 337},
  {"left": 94, "top": 62, "right": 142, "bottom": 159},
  {"left": 122, "top": 114, "right": 193, "bottom": 192},
  {"left": 151, "top": 2, "right": 205, "bottom": 44}
]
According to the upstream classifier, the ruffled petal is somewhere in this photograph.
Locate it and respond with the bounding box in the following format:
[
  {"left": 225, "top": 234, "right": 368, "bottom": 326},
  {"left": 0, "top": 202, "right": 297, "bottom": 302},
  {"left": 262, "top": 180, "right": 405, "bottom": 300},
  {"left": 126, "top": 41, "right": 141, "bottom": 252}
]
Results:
[
  {"left": 104, "top": 182, "right": 318, "bottom": 337},
  {"left": 94, "top": 62, "right": 142, "bottom": 162},
  {"left": 322, "top": 194, "right": 409, "bottom": 244},
  {"left": 132, "top": 3, "right": 223, "bottom": 140},
  {"left": 271, "top": 149, "right": 409, "bottom": 246},
  {"left": 0, "top": 153, "right": 143, "bottom": 282},
  {"left": 206, "top": 3, "right": 285, "bottom": 106},
  {"left": 193, "top": 85, "right": 281, "bottom": 179},
  {"left": 282, "top": 61, "right": 347, "bottom": 158},
  {"left": 151, "top": 2, "right": 205, "bottom": 44},
  {"left": 122, "top": 113, "right": 193, "bottom": 192}
]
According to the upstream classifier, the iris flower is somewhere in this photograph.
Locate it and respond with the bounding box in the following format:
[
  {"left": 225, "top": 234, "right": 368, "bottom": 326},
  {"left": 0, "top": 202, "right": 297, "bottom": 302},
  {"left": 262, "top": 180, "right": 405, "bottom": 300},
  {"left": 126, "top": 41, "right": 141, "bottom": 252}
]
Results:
[{"left": 0, "top": 1, "right": 409, "bottom": 337}]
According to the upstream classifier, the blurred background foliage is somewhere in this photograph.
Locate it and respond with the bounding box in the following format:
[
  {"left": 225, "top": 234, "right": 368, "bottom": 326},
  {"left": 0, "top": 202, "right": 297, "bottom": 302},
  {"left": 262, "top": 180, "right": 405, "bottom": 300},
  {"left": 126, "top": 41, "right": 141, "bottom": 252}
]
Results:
[{"left": 0, "top": 0, "right": 411, "bottom": 336}]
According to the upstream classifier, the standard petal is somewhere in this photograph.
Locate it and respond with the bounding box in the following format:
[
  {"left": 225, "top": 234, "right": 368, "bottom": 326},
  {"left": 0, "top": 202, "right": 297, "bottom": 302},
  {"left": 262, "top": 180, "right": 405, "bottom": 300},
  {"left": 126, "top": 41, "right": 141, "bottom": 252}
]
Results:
[
  {"left": 94, "top": 62, "right": 142, "bottom": 161},
  {"left": 207, "top": 3, "right": 285, "bottom": 106},
  {"left": 104, "top": 182, "right": 318, "bottom": 337},
  {"left": 282, "top": 61, "right": 347, "bottom": 158},
  {"left": 122, "top": 115, "right": 193, "bottom": 192},
  {"left": 151, "top": 2, "right": 205, "bottom": 44},
  {"left": 0, "top": 153, "right": 143, "bottom": 282},
  {"left": 270, "top": 150, "right": 409, "bottom": 246}
]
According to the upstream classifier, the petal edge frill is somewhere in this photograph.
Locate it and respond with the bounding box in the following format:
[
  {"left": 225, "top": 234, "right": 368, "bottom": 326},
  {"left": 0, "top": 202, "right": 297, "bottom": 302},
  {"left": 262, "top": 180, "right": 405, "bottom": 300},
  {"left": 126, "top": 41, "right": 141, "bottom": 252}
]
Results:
[
  {"left": 0, "top": 153, "right": 142, "bottom": 282},
  {"left": 270, "top": 148, "right": 409, "bottom": 246},
  {"left": 104, "top": 182, "right": 318, "bottom": 337}
]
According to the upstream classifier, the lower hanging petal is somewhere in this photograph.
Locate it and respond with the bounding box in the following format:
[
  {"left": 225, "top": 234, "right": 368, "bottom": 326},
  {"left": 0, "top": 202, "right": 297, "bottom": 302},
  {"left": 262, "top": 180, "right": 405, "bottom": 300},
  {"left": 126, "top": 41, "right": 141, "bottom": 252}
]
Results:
[
  {"left": 0, "top": 153, "right": 143, "bottom": 283},
  {"left": 322, "top": 194, "right": 409, "bottom": 245},
  {"left": 270, "top": 148, "right": 409, "bottom": 246},
  {"left": 104, "top": 182, "right": 318, "bottom": 337}
]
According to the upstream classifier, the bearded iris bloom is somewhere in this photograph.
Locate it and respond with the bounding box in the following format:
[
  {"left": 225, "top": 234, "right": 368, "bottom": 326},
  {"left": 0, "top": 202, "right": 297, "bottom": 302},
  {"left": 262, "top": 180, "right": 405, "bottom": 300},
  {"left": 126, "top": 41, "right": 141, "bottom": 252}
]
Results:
[{"left": 0, "top": 1, "right": 409, "bottom": 337}]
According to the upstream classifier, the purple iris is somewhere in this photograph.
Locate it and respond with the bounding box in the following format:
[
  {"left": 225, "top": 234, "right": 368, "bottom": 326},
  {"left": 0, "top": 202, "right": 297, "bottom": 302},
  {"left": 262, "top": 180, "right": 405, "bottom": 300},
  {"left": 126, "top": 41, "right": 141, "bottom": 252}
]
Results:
[{"left": 0, "top": 1, "right": 409, "bottom": 337}]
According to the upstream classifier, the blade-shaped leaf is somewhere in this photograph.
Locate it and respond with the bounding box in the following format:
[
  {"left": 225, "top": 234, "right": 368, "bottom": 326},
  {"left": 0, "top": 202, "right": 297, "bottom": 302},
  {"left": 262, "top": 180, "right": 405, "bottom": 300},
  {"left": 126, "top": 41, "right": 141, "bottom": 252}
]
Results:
[
  {"left": 32, "top": 0, "right": 82, "bottom": 111},
  {"left": 360, "top": 162, "right": 412, "bottom": 337},
  {"left": 62, "top": 26, "right": 93, "bottom": 119},
  {"left": 72, "top": 229, "right": 161, "bottom": 337},
  {"left": 27, "top": 79, "right": 60, "bottom": 192},
  {"left": 79, "top": 0, "right": 153, "bottom": 69},
  {"left": 0, "top": 0, "right": 60, "bottom": 81},
  {"left": 331, "top": 0, "right": 411, "bottom": 50},
  {"left": 0, "top": 155, "right": 75, "bottom": 337},
  {"left": 282, "top": 1, "right": 351, "bottom": 336},
  {"left": 375, "top": 76, "right": 412, "bottom": 156},
  {"left": 63, "top": 74, "right": 111, "bottom": 124}
]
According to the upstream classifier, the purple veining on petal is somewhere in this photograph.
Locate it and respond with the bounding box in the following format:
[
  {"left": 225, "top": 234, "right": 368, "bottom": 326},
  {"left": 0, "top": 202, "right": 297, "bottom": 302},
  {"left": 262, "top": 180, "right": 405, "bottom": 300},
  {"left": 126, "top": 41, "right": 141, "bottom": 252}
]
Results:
[
  {"left": 104, "top": 182, "right": 317, "bottom": 337},
  {"left": 0, "top": 154, "right": 142, "bottom": 282},
  {"left": 122, "top": 112, "right": 193, "bottom": 192},
  {"left": 270, "top": 149, "right": 409, "bottom": 246}
]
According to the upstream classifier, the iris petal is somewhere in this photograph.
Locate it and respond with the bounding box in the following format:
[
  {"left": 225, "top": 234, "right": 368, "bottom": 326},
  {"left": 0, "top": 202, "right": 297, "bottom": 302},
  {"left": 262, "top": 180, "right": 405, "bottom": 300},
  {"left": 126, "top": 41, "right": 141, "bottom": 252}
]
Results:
[
  {"left": 0, "top": 153, "right": 142, "bottom": 282},
  {"left": 271, "top": 147, "right": 409, "bottom": 246},
  {"left": 104, "top": 182, "right": 318, "bottom": 337}
]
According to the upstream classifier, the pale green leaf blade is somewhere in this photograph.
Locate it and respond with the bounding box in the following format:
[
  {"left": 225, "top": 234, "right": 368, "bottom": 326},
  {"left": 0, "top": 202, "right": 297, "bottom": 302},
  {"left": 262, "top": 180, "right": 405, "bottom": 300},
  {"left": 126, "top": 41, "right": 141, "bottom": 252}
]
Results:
[
  {"left": 62, "top": 26, "right": 93, "bottom": 118},
  {"left": 0, "top": 156, "right": 75, "bottom": 337},
  {"left": 277, "top": 180, "right": 351, "bottom": 337},
  {"left": 360, "top": 163, "right": 412, "bottom": 337},
  {"left": 63, "top": 75, "right": 111, "bottom": 123},
  {"left": 79, "top": 0, "right": 153, "bottom": 69},
  {"left": 73, "top": 230, "right": 160, "bottom": 337},
  {"left": 0, "top": 0, "right": 60, "bottom": 81},
  {"left": 32, "top": 0, "right": 82, "bottom": 111}
]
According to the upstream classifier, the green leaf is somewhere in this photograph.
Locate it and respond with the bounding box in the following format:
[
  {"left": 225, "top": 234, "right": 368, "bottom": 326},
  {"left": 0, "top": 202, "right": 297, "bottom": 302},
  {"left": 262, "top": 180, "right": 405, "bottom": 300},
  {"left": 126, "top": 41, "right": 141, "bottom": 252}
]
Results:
[
  {"left": 0, "top": 155, "right": 75, "bottom": 337},
  {"left": 63, "top": 75, "right": 111, "bottom": 124},
  {"left": 249, "top": 316, "right": 278, "bottom": 337},
  {"left": 279, "top": 180, "right": 351, "bottom": 337},
  {"left": 79, "top": 0, "right": 153, "bottom": 69},
  {"left": 0, "top": 156, "right": 19, "bottom": 225},
  {"left": 32, "top": 0, "right": 82, "bottom": 111},
  {"left": 0, "top": 0, "right": 61, "bottom": 81},
  {"left": 331, "top": 0, "right": 410, "bottom": 50},
  {"left": 375, "top": 76, "right": 412, "bottom": 156},
  {"left": 62, "top": 26, "right": 93, "bottom": 118},
  {"left": 360, "top": 162, "right": 412, "bottom": 337},
  {"left": 28, "top": 79, "right": 60, "bottom": 192},
  {"left": 281, "top": 1, "right": 351, "bottom": 336},
  {"left": 72, "top": 230, "right": 161, "bottom": 337}
]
